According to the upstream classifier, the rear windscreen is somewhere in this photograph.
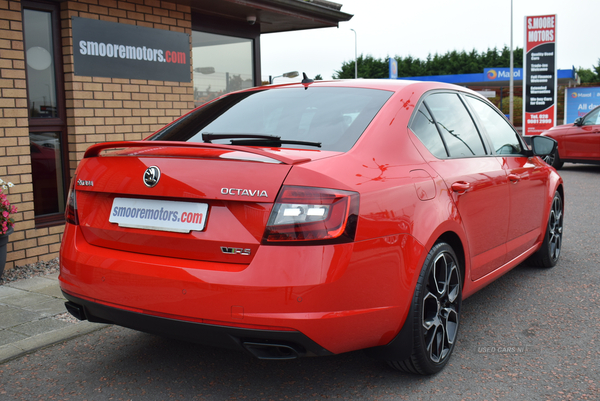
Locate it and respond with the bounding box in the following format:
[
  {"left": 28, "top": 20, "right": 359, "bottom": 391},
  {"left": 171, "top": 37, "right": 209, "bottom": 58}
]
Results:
[{"left": 150, "top": 87, "right": 393, "bottom": 152}]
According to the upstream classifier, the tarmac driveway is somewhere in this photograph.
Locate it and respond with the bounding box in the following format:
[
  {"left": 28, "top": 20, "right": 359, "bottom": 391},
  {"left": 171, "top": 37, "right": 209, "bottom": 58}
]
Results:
[{"left": 0, "top": 164, "right": 599, "bottom": 400}]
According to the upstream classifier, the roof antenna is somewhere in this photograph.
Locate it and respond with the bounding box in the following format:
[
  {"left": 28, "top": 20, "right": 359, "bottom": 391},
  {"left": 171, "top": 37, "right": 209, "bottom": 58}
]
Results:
[{"left": 301, "top": 72, "right": 314, "bottom": 89}]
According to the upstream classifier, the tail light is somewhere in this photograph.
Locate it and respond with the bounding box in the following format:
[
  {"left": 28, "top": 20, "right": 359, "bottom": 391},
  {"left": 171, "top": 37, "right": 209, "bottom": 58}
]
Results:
[
  {"left": 263, "top": 186, "right": 359, "bottom": 244},
  {"left": 65, "top": 177, "right": 79, "bottom": 225}
]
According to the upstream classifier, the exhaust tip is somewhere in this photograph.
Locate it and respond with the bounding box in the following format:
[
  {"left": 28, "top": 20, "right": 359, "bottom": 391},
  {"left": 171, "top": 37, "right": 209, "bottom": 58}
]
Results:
[
  {"left": 243, "top": 342, "right": 301, "bottom": 360},
  {"left": 65, "top": 301, "right": 87, "bottom": 321}
]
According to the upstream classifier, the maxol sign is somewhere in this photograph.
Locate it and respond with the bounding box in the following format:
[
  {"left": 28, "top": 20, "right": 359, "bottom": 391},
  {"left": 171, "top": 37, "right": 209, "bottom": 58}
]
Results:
[
  {"left": 564, "top": 87, "right": 600, "bottom": 124},
  {"left": 484, "top": 68, "right": 522, "bottom": 81},
  {"left": 72, "top": 17, "right": 191, "bottom": 82}
]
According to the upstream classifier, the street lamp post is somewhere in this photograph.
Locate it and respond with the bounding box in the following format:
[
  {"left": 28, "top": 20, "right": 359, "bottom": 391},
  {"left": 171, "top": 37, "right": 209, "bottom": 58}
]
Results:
[
  {"left": 350, "top": 29, "right": 357, "bottom": 79},
  {"left": 269, "top": 71, "right": 299, "bottom": 84},
  {"left": 509, "top": 0, "right": 514, "bottom": 125}
]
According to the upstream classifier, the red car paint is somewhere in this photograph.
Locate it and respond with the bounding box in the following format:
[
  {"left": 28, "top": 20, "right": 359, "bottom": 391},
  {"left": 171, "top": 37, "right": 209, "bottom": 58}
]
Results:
[
  {"left": 541, "top": 104, "right": 600, "bottom": 168},
  {"left": 60, "top": 79, "right": 563, "bottom": 372}
]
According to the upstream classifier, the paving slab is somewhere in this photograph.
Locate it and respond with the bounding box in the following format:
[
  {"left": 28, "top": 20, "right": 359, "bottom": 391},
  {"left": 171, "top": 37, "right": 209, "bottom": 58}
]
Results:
[
  {"left": 0, "top": 307, "right": 43, "bottom": 330},
  {"left": 0, "top": 286, "right": 21, "bottom": 299},
  {"left": 0, "top": 292, "right": 57, "bottom": 308},
  {"left": 10, "top": 317, "right": 73, "bottom": 337},
  {"left": 0, "top": 273, "right": 111, "bottom": 364}
]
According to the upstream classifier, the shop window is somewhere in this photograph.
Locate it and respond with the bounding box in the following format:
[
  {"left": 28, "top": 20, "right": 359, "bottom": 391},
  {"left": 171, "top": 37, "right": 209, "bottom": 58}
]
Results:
[
  {"left": 23, "top": 2, "right": 68, "bottom": 224},
  {"left": 192, "top": 31, "right": 254, "bottom": 105}
]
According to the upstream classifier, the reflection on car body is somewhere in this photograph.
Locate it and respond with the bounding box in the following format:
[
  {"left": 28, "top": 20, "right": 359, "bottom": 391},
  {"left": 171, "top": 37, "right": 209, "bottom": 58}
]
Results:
[{"left": 60, "top": 79, "right": 563, "bottom": 375}]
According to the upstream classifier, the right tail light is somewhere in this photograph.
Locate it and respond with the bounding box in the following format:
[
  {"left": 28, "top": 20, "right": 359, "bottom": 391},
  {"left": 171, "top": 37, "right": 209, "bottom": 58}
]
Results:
[{"left": 262, "top": 186, "right": 359, "bottom": 245}]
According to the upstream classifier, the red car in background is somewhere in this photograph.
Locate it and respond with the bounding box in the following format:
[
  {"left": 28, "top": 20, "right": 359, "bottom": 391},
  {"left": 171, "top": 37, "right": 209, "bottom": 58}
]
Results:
[
  {"left": 541, "top": 104, "right": 600, "bottom": 169},
  {"left": 60, "top": 78, "right": 563, "bottom": 375}
]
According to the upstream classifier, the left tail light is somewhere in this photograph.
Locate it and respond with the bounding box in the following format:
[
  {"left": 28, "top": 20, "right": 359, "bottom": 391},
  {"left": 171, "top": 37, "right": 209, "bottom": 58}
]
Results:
[
  {"left": 65, "top": 177, "right": 79, "bottom": 225},
  {"left": 263, "top": 186, "right": 359, "bottom": 244}
]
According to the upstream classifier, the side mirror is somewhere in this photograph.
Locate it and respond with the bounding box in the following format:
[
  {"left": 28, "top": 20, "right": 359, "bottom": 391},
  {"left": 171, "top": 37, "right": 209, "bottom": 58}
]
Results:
[
  {"left": 574, "top": 117, "right": 583, "bottom": 126},
  {"left": 530, "top": 135, "right": 557, "bottom": 156}
]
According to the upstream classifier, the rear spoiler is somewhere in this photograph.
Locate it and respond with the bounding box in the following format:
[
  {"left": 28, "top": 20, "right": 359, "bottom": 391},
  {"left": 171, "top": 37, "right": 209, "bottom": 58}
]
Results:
[{"left": 83, "top": 141, "right": 311, "bottom": 166}]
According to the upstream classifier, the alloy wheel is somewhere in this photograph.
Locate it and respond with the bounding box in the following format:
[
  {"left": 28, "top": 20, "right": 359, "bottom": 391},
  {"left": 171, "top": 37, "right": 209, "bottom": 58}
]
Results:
[
  {"left": 548, "top": 193, "right": 563, "bottom": 262},
  {"left": 421, "top": 251, "right": 461, "bottom": 363}
]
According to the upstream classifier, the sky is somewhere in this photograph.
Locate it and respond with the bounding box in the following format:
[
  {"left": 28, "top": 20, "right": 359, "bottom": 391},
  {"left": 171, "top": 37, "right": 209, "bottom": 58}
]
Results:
[{"left": 260, "top": 0, "right": 600, "bottom": 83}]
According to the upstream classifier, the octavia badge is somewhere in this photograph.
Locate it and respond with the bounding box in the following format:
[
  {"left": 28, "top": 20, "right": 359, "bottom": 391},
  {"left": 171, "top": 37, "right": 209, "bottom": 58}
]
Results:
[{"left": 144, "top": 166, "right": 161, "bottom": 187}]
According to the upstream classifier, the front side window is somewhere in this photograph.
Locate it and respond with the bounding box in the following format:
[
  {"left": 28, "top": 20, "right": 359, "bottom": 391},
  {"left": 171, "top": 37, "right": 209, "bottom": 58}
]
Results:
[
  {"left": 424, "top": 93, "right": 487, "bottom": 158},
  {"left": 192, "top": 31, "right": 254, "bottom": 106},
  {"left": 582, "top": 107, "right": 600, "bottom": 126},
  {"left": 151, "top": 87, "right": 393, "bottom": 152},
  {"left": 466, "top": 96, "right": 523, "bottom": 155}
]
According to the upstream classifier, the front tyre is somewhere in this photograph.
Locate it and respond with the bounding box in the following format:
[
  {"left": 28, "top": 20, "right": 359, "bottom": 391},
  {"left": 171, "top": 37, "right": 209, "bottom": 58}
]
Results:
[
  {"left": 527, "top": 191, "right": 563, "bottom": 268},
  {"left": 545, "top": 149, "right": 563, "bottom": 170},
  {"left": 389, "top": 242, "right": 462, "bottom": 375}
]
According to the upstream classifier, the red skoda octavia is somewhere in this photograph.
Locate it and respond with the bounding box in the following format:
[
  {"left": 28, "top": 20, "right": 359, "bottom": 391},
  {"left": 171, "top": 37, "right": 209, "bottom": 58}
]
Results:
[{"left": 60, "top": 79, "right": 563, "bottom": 374}]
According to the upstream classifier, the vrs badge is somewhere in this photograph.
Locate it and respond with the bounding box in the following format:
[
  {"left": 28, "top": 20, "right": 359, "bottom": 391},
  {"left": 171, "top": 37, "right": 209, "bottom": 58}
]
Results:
[
  {"left": 144, "top": 166, "right": 160, "bottom": 188},
  {"left": 221, "top": 247, "right": 251, "bottom": 256}
]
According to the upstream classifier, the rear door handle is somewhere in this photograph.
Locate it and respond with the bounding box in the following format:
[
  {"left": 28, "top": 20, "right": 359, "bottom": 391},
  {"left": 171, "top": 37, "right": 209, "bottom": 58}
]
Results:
[
  {"left": 451, "top": 181, "right": 471, "bottom": 193},
  {"left": 508, "top": 174, "right": 520, "bottom": 184}
]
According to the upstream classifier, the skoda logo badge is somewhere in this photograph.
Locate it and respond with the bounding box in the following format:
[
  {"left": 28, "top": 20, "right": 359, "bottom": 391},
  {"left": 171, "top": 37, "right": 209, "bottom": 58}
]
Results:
[{"left": 144, "top": 166, "right": 161, "bottom": 188}]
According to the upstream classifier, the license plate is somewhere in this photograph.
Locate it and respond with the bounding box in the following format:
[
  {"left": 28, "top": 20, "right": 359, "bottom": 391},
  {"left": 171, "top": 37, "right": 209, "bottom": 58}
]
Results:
[{"left": 109, "top": 197, "right": 208, "bottom": 233}]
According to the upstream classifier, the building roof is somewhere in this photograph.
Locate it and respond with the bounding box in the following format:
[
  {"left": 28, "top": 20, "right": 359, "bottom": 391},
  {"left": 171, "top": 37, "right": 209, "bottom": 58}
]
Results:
[{"left": 189, "top": 0, "right": 353, "bottom": 33}]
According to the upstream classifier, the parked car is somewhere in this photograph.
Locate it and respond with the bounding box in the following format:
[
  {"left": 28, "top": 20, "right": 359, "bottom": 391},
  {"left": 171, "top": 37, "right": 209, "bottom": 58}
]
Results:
[
  {"left": 541, "top": 104, "right": 600, "bottom": 169},
  {"left": 60, "top": 78, "right": 563, "bottom": 375}
]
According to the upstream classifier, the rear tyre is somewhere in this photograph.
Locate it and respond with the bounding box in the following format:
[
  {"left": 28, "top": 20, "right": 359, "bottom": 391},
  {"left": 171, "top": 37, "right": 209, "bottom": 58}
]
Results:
[
  {"left": 388, "top": 242, "right": 462, "bottom": 375},
  {"left": 527, "top": 191, "right": 563, "bottom": 268}
]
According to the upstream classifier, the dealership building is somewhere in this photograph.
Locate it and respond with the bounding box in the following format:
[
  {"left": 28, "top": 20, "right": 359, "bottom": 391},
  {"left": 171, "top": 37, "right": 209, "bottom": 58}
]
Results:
[{"left": 0, "top": 0, "right": 351, "bottom": 272}]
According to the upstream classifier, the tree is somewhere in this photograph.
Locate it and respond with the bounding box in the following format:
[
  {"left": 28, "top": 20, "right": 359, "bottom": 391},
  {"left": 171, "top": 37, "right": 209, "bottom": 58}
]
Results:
[
  {"left": 577, "top": 59, "right": 600, "bottom": 83},
  {"left": 333, "top": 55, "right": 388, "bottom": 79},
  {"left": 334, "top": 47, "right": 525, "bottom": 79},
  {"left": 314, "top": 74, "right": 323, "bottom": 80}
]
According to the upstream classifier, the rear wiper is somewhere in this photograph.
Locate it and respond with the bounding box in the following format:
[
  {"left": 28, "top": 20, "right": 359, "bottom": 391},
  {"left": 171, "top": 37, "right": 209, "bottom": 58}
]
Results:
[
  {"left": 230, "top": 139, "right": 321, "bottom": 148},
  {"left": 202, "top": 133, "right": 321, "bottom": 148},
  {"left": 202, "top": 133, "right": 279, "bottom": 143}
]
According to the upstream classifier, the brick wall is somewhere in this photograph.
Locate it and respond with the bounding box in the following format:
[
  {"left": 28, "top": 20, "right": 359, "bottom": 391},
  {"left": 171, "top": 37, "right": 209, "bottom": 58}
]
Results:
[
  {"left": 0, "top": 0, "right": 195, "bottom": 272},
  {"left": 0, "top": 0, "right": 38, "bottom": 271},
  {"left": 60, "top": 0, "right": 195, "bottom": 170}
]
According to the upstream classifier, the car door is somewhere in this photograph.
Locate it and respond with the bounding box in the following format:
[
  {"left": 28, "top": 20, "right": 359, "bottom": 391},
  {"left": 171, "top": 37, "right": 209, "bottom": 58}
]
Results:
[
  {"left": 562, "top": 107, "right": 600, "bottom": 160},
  {"left": 465, "top": 95, "right": 548, "bottom": 263},
  {"left": 410, "top": 92, "right": 510, "bottom": 280}
]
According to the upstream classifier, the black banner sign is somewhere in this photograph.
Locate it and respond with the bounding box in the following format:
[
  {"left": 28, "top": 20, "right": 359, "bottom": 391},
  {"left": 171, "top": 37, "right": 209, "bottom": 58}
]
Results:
[
  {"left": 72, "top": 17, "right": 190, "bottom": 82},
  {"left": 523, "top": 14, "right": 557, "bottom": 135}
]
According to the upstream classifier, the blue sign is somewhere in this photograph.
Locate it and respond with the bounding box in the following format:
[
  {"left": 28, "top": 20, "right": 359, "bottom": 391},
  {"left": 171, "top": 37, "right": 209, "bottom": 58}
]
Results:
[
  {"left": 389, "top": 58, "right": 398, "bottom": 79},
  {"left": 484, "top": 68, "right": 522, "bottom": 81},
  {"left": 565, "top": 87, "right": 600, "bottom": 123}
]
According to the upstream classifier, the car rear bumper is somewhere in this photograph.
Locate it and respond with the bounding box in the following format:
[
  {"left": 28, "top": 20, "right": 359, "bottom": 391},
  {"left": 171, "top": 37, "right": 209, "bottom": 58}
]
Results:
[
  {"left": 62, "top": 291, "right": 332, "bottom": 359},
  {"left": 60, "top": 223, "right": 422, "bottom": 355}
]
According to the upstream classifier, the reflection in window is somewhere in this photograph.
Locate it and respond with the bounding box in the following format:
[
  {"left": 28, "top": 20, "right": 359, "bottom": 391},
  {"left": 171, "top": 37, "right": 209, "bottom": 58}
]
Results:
[
  {"left": 23, "top": 9, "right": 58, "bottom": 119},
  {"left": 466, "top": 96, "right": 522, "bottom": 155},
  {"left": 425, "top": 93, "right": 487, "bottom": 158},
  {"left": 152, "top": 87, "right": 393, "bottom": 153},
  {"left": 192, "top": 31, "right": 253, "bottom": 106},
  {"left": 24, "top": 4, "right": 67, "bottom": 220},
  {"left": 410, "top": 104, "right": 447, "bottom": 158},
  {"left": 583, "top": 107, "right": 600, "bottom": 126},
  {"left": 30, "top": 132, "right": 65, "bottom": 215}
]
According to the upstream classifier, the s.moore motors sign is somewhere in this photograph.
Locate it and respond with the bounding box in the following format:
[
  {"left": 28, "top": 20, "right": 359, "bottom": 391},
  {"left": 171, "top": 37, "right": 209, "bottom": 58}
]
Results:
[{"left": 72, "top": 17, "right": 190, "bottom": 82}]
